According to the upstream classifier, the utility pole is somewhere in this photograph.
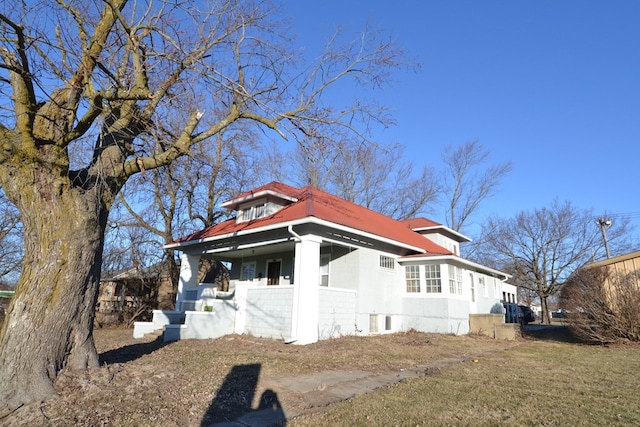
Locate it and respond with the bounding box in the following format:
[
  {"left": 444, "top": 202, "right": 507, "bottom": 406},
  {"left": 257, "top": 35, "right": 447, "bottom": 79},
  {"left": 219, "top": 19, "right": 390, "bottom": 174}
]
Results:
[{"left": 598, "top": 218, "right": 612, "bottom": 259}]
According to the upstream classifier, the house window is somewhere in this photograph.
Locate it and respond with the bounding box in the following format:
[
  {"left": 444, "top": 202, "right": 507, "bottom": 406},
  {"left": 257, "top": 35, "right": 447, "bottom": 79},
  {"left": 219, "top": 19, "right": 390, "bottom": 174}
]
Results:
[
  {"left": 405, "top": 265, "right": 420, "bottom": 293},
  {"left": 448, "top": 265, "right": 462, "bottom": 295},
  {"left": 254, "top": 203, "right": 265, "bottom": 218},
  {"left": 480, "top": 276, "right": 487, "bottom": 297},
  {"left": 238, "top": 207, "right": 251, "bottom": 222},
  {"left": 379, "top": 255, "right": 395, "bottom": 270},
  {"left": 240, "top": 262, "right": 256, "bottom": 281},
  {"left": 425, "top": 264, "right": 441, "bottom": 293},
  {"left": 237, "top": 201, "right": 267, "bottom": 223},
  {"left": 470, "top": 273, "right": 475, "bottom": 302},
  {"left": 319, "top": 254, "right": 330, "bottom": 286}
]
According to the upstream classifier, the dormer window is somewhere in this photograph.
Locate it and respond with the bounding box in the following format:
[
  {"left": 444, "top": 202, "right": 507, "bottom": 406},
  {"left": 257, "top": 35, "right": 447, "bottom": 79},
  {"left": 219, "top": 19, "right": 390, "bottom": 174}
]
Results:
[
  {"left": 222, "top": 182, "right": 299, "bottom": 224},
  {"left": 237, "top": 201, "right": 267, "bottom": 223}
]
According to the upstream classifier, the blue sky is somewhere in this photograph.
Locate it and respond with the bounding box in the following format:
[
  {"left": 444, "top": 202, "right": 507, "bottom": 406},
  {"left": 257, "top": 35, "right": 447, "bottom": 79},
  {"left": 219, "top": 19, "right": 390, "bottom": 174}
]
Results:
[{"left": 281, "top": 1, "right": 640, "bottom": 240}]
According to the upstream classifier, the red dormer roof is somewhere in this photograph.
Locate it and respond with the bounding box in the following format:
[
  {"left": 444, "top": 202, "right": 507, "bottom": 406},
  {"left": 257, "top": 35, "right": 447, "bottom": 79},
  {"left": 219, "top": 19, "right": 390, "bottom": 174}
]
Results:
[
  {"left": 169, "top": 183, "right": 455, "bottom": 256},
  {"left": 403, "top": 217, "right": 442, "bottom": 229},
  {"left": 402, "top": 217, "right": 472, "bottom": 243},
  {"left": 221, "top": 181, "right": 300, "bottom": 210}
]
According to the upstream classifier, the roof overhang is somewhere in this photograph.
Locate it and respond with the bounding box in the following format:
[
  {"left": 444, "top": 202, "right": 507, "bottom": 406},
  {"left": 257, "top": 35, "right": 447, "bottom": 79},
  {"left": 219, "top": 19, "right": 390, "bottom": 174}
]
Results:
[
  {"left": 221, "top": 190, "right": 298, "bottom": 210},
  {"left": 165, "top": 216, "right": 427, "bottom": 255},
  {"left": 411, "top": 225, "right": 472, "bottom": 243}
]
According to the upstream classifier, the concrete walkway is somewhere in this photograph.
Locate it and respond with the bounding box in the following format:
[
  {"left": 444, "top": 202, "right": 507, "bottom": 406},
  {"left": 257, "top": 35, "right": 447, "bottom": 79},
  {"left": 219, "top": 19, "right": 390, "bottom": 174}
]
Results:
[{"left": 207, "top": 356, "right": 472, "bottom": 427}]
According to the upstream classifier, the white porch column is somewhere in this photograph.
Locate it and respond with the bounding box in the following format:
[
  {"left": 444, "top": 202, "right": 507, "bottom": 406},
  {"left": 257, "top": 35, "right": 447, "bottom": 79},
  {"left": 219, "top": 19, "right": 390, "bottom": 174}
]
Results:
[
  {"left": 290, "top": 235, "right": 322, "bottom": 345},
  {"left": 176, "top": 253, "right": 200, "bottom": 311}
]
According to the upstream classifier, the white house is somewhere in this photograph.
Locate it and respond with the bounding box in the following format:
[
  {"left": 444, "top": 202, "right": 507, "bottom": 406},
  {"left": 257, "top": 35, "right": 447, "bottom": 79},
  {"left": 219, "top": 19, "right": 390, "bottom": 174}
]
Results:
[{"left": 133, "top": 182, "right": 516, "bottom": 344}]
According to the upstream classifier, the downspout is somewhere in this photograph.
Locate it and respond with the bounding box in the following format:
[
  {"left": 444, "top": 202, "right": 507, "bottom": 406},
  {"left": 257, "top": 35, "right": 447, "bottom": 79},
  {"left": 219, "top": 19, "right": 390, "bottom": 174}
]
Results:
[
  {"left": 288, "top": 224, "right": 302, "bottom": 242},
  {"left": 287, "top": 225, "right": 302, "bottom": 343}
]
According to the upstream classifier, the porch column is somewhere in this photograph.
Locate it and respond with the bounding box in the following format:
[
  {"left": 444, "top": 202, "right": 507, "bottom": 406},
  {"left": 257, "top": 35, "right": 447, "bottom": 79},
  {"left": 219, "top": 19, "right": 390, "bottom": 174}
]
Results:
[
  {"left": 176, "top": 252, "right": 200, "bottom": 311},
  {"left": 291, "top": 235, "right": 322, "bottom": 345}
]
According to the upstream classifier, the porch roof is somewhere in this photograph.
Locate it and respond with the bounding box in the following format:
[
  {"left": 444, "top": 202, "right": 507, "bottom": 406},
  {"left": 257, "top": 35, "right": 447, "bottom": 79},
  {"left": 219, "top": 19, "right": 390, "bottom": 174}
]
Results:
[{"left": 167, "top": 183, "right": 454, "bottom": 257}]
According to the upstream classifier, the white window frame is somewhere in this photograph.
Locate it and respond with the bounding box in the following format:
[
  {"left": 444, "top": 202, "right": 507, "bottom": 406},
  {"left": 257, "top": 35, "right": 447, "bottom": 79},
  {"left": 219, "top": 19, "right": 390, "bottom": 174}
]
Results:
[
  {"left": 319, "top": 254, "right": 330, "bottom": 286},
  {"left": 425, "top": 264, "right": 441, "bottom": 293},
  {"left": 448, "top": 265, "right": 463, "bottom": 295},
  {"left": 379, "top": 255, "right": 395, "bottom": 270},
  {"left": 237, "top": 200, "right": 267, "bottom": 223},
  {"left": 470, "top": 273, "right": 475, "bottom": 302},
  {"left": 405, "top": 265, "right": 420, "bottom": 293}
]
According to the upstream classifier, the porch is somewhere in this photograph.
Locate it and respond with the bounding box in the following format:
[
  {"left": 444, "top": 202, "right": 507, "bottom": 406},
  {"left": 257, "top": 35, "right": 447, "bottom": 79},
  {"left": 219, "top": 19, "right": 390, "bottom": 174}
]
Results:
[{"left": 133, "top": 281, "right": 357, "bottom": 343}]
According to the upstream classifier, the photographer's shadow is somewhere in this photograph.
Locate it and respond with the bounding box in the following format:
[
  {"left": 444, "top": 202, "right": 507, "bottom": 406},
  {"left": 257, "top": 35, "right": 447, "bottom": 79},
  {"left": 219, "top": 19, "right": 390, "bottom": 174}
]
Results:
[{"left": 201, "top": 363, "right": 286, "bottom": 426}]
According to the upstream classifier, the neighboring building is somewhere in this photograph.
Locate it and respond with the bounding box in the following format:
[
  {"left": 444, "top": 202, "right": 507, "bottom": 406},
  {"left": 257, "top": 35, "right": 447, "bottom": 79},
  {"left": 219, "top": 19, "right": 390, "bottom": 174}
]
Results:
[
  {"left": 98, "top": 261, "right": 177, "bottom": 324},
  {"left": 585, "top": 250, "right": 640, "bottom": 280},
  {"left": 583, "top": 250, "right": 640, "bottom": 302},
  {"left": 134, "top": 182, "right": 515, "bottom": 344}
]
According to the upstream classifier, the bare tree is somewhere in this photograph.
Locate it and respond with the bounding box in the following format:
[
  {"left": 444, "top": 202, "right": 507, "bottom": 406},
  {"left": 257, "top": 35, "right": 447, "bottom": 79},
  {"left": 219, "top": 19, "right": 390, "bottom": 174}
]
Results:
[
  {"left": 290, "top": 138, "right": 439, "bottom": 220},
  {"left": 441, "top": 140, "right": 512, "bottom": 232},
  {"left": 562, "top": 266, "right": 640, "bottom": 343},
  {"left": 0, "top": 0, "right": 405, "bottom": 413},
  {"left": 479, "top": 200, "right": 632, "bottom": 324},
  {"left": 111, "top": 128, "right": 265, "bottom": 308}
]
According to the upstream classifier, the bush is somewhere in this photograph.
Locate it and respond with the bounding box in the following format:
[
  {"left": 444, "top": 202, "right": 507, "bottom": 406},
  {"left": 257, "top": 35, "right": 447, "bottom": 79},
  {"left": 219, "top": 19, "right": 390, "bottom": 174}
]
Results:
[{"left": 561, "top": 266, "right": 640, "bottom": 343}]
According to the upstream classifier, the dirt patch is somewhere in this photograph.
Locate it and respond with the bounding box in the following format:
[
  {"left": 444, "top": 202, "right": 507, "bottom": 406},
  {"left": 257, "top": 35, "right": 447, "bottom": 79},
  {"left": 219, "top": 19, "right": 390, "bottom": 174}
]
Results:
[{"left": 3, "top": 329, "right": 522, "bottom": 426}]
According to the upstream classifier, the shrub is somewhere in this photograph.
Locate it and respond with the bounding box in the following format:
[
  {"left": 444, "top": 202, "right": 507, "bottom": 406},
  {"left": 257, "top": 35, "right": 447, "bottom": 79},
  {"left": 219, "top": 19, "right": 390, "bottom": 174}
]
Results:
[{"left": 561, "top": 266, "right": 640, "bottom": 343}]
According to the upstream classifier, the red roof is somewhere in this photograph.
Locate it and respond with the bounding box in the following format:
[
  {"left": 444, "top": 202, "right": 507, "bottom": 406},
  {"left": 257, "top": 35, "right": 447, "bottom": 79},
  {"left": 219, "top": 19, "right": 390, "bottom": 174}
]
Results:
[
  {"left": 221, "top": 181, "right": 300, "bottom": 209},
  {"left": 402, "top": 217, "right": 442, "bottom": 229},
  {"left": 171, "top": 183, "right": 454, "bottom": 256}
]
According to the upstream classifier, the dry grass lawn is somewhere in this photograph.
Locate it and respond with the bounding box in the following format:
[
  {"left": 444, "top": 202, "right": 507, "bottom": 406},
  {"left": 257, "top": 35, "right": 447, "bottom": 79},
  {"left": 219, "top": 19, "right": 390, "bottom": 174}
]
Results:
[
  {"left": 292, "top": 338, "right": 640, "bottom": 426},
  {"left": 2, "top": 326, "right": 639, "bottom": 426}
]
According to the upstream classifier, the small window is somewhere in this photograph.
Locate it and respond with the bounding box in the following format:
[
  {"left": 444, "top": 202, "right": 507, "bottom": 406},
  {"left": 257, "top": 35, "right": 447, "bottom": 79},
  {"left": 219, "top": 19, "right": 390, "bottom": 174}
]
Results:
[
  {"left": 240, "top": 262, "right": 256, "bottom": 281},
  {"left": 470, "top": 273, "right": 475, "bottom": 302},
  {"left": 237, "top": 201, "right": 268, "bottom": 223},
  {"left": 379, "top": 255, "right": 395, "bottom": 270},
  {"left": 405, "top": 265, "right": 420, "bottom": 293},
  {"left": 238, "top": 207, "right": 251, "bottom": 222},
  {"left": 385, "top": 316, "right": 392, "bottom": 331},
  {"left": 319, "top": 254, "right": 330, "bottom": 286},
  {"left": 369, "top": 314, "right": 379, "bottom": 333},
  {"left": 480, "top": 276, "right": 487, "bottom": 297},
  {"left": 254, "top": 203, "right": 265, "bottom": 218}
]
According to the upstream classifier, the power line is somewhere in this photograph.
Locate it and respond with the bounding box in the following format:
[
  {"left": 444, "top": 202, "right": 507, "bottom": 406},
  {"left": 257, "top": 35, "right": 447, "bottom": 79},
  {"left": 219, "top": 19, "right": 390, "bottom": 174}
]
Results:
[{"left": 604, "top": 212, "right": 640, "bottom": 219}]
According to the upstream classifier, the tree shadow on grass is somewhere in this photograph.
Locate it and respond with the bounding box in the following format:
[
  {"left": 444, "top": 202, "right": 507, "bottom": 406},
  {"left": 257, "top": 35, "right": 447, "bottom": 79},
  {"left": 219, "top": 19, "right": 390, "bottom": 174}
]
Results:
[
  {"left": 201, "top": 363, "right": 286, "bottom": 426},
  {"left": 522, "top": 324, "right": 582, "bottom": 344},
  {"left": 99, "top": 336, "right": 168, "bottom": 365}
]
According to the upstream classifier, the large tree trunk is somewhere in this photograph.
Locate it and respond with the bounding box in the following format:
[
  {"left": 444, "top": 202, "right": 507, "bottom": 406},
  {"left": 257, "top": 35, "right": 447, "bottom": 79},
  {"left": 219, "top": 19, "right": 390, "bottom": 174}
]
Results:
[
  {"left": 0, "top": 173, "right": 109, "bottom": 414},
  {"left": 540, "top": 295, "right": 550, "bottom": 324}
]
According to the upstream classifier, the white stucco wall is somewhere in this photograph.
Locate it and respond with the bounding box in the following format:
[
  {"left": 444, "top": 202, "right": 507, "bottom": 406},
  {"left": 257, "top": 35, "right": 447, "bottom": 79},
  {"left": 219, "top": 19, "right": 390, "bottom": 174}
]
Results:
[
  {"left": 318, "top": 287, "right": 357, "bottom": 339},
  {"left": 398, "top": 296, "right": 470, "bottom": 335},
  {"left": 243, "top": 285, "right": 294, "bottom": 340},
  {"left": 327, "top": 246, "right": 360, "bottom": 290}
]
